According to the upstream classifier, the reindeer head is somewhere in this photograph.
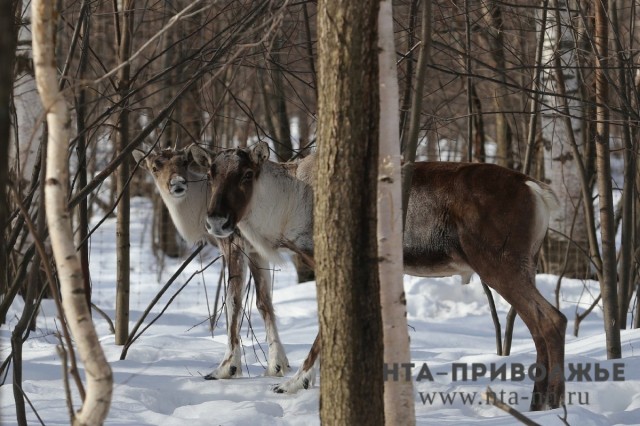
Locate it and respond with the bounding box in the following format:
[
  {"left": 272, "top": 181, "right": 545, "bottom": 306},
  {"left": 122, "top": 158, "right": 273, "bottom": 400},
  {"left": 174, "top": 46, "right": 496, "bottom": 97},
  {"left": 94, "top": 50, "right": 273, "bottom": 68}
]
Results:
[
  {"left": 190, "top": 141, "right": 270, "bottom": 239},
  {"left": 132, "top": 144, "right": 209, "bottom": 200}
]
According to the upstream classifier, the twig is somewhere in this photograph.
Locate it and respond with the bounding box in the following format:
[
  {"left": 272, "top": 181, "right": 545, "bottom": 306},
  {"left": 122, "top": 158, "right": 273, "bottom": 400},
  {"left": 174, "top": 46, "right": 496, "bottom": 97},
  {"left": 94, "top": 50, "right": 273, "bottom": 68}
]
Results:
[
  {"left": 9, "top": 185, "right": 86, "bottom": 400},
  {"left": 483, "top": 386, "right": 540, "bottom": 426},
  {"left": 481, "top": 281, "right": 502, "bottom": 356},
  {"left": 574, "top": 294, "right": 602, "bottom": 337},
  {"left": 119, "top": 244, "right": 209, "bottom": 359},
  {"left": 91, "top": 303, "right": 115, "bottom": 335},
  {"left": 93, "top": 0, "right": 208, "bottom": 86},
  {"left": 15, "top": 383, "right": 46, "bottom": 426},
  {"left": 56, "top": 344, "right": 75, "bottom": 424}
]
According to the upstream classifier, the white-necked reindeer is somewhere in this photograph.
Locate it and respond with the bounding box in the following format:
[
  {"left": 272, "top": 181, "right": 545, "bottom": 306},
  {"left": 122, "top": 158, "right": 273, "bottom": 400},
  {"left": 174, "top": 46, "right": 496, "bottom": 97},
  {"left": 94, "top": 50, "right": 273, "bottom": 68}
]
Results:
[
  {"left": 132, "top": 144, "right": 289, "bottom": 379},
  {"left": 191, "top": 141, "right": 567, "bottom": 411}
]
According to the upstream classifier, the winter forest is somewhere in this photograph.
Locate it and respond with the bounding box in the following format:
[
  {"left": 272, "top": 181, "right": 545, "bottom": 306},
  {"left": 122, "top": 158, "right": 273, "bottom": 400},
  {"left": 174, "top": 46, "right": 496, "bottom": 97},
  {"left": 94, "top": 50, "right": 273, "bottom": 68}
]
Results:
[{"left": 2, "top": 0, "right": 640, "bottom": 424}]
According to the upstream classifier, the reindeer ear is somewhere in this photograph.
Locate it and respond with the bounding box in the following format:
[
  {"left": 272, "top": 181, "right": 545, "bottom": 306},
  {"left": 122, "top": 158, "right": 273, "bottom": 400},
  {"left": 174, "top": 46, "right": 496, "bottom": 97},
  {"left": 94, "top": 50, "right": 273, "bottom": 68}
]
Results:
[
  {"left": 251, "top": 141, "right": 270, "bottom": 165},
  {"left": 132, "top": 143, "right": 154, "bottom": 169},
  {"left": 186, "top": 144, "right": 213, "bottom": 174}
]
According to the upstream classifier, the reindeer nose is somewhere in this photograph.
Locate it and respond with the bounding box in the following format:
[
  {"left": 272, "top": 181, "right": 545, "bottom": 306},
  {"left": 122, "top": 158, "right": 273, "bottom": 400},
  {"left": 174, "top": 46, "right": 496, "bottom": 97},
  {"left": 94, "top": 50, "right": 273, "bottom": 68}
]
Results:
[
  {"left": 205, "top": 215, "right": 234, "bottom": 238},
  {"left": 170, "top": 176, "right": 187, "bottom": 197}
]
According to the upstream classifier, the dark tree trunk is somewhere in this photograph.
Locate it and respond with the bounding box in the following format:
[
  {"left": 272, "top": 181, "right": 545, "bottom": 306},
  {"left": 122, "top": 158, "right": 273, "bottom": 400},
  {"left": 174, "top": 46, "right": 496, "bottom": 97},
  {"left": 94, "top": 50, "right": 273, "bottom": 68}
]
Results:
[
  {"left": 114, "top": 0, "right": 134, "bottom": 345},
  {"left": 0, "top": 0, "right": 19, "bottom": 320},
  {"left": 315, "top": 0, "right": 384, "bottom": 424},
  {"left": 594, "top": 0, "right": 621, "bottom": 358}
]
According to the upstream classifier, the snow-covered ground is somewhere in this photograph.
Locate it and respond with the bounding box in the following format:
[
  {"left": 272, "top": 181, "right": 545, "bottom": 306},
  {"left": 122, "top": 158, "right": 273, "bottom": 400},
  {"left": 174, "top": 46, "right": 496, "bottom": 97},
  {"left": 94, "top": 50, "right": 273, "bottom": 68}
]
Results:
[{"left": 2, "top": 197, "right": 640, "bottom": 425}]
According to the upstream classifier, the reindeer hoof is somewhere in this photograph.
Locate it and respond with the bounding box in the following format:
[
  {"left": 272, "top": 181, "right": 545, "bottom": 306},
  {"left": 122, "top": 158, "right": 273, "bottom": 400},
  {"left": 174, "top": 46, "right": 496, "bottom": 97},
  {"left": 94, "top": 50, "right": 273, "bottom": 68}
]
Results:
[{"left": 204, "top": 363, "right": 240, "bottom": 380}]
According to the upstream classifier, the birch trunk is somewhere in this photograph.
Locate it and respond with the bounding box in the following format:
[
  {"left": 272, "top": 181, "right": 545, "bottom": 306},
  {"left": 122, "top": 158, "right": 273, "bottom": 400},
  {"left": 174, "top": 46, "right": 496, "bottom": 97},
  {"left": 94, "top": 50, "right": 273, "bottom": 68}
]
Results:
[
  {"left": 539, "top": 0, "right": 589, "bottom": 277},
  {"left": 32, "top": 1, "right": 113, "bottom": 424},
  {"left": 378, "top": 1, "right": 415, "bottom": 424}
]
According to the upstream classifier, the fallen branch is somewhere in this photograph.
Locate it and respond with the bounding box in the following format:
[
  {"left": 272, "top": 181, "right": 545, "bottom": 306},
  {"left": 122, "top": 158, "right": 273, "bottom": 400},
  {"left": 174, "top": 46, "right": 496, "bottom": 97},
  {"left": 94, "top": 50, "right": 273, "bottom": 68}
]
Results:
[{"left": 482, "top": 386, "right": 540, "bottom": 426}]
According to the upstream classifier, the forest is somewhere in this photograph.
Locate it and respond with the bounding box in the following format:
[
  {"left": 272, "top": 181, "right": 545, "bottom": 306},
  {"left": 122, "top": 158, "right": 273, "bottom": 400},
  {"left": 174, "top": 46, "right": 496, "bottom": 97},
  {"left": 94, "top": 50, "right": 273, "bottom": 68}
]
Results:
[{"left": 1, "top": 0, "right": 640, "bottom": 424}]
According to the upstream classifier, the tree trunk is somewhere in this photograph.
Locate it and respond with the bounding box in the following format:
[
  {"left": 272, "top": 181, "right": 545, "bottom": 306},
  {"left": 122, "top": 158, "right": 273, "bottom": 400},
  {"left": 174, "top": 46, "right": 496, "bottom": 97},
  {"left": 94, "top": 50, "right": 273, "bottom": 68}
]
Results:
[
  {"left": 75, "top": 0, "right": 92, "bottom": 310},
  {"left": 378, "top": 1, "right": 415, "bottom": 423},
  {"left": 401, "top": 0, "right": 432, "bottom": 225},
  {"left": 316, "top": 0, "right": 384, "bottom": 424},
  {"left": 594, "top": 0, "right": 621, "bottom": 358},
  {"left": 0, "top": 0, "right": 18, "bottom": 313},
  {"left": 540, "top": 0, "right": 590, "bottom": 278},
  {"left": 482, "top": 0, "right": 513, "bottom": 168},
  {"left": 271, "top": 36, "right": 293, "bottom": 161},
  {"left": 32, "top": 0, "right": 113, "bottom": 423},
  {"left": 613, "top": 0, "right": 636, "bottom": 329},
  {"left": 114, "top": 0, "right": 134, "bottom": 346},
  {"left": 154, "top": 1, "right": 181, "bottom": 258}
]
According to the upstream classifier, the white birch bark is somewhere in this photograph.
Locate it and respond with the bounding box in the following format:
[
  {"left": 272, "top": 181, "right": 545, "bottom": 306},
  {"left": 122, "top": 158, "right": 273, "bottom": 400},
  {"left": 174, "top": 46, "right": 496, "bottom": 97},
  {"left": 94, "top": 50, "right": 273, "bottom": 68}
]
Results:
[
  {"left": 32, "top": 1, "right": 113, "bottom": 424},
  {"left": 539, "top": 0, "right": 589, "bottom": 277},
  {"left": 378, "top": 1, "right": 415, "bottom": 423}
]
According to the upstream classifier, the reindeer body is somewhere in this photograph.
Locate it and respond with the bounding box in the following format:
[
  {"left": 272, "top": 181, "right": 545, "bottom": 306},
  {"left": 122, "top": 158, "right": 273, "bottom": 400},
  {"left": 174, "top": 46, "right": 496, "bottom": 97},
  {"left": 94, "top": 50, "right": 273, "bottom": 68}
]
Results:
[
  {"left": 235, "top": 160, "right": 314, "bottom": 263},
  {"left": 403, "top": 161, "right": 553, "bottom": 279},
  {"left": 133, "top": 145, "right": 289, "bottom": 380},
  {"left": 196, "top": 142, "right": 566, "bottom": 411}
]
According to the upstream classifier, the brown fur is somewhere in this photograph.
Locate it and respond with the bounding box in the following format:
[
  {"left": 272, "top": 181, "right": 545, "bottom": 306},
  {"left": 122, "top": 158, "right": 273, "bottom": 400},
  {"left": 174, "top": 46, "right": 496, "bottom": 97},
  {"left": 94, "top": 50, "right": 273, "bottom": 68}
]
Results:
[{"left": 197, "top": 143, "right": 566, "bottom": 410}]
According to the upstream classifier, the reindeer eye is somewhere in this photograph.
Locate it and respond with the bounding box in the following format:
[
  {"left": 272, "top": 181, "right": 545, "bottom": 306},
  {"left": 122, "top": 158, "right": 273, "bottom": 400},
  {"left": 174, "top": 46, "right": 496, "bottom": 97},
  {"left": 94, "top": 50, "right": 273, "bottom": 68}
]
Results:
[{"left": 243, "top": 170, "right": 254, "bottom": 181}]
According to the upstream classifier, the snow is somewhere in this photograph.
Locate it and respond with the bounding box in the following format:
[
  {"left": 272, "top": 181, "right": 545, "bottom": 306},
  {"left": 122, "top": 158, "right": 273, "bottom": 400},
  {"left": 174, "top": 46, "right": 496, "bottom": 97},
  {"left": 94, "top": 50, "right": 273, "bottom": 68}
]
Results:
[{"left": 2, "top": 196, "right": 640, "bottom": 425}]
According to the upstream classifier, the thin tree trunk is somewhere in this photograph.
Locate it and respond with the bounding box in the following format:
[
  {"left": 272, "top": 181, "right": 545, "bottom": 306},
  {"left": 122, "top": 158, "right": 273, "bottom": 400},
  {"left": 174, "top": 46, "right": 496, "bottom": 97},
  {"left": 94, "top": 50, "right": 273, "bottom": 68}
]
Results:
[
  {"left": 10, "top": 145, "right": 43, "bottom": 424},
  {"left": 401, "top": 0, "right": 432, "bottom": 226},
  {"left": 76, "top": 0, "right": 92, "bottom": 311},
  {"left": 594, "top": 0, "right": 621, "bottom": 358},
  {"left": 155, "top": 0, "right": 181, "bottom": 258},
  {"left": 316, "top": 0, "right": 383, "bottom": 423},
  {"left": 114, "top": 0, "right": 134, "bottom": 345},
  {"left": 32, "top": 0, "right": 113, "bottom": 423},
  {"left": 271, "top": 36, "right": 293, "bottom": 161},
  {"left": 483, "top": 0, "right": 513, "bottom": 168},
  {"left": 612, "top": 0, "right": 635, "bottom": 329},
  {"left": 399, "top": 0, "right": 419, "bottom": 148},
  {"left": 0, "top": 0, "right": 18, "bottom": 316},
  {"left": 378, "top": 1, "right": 415, "bottom": 424}
]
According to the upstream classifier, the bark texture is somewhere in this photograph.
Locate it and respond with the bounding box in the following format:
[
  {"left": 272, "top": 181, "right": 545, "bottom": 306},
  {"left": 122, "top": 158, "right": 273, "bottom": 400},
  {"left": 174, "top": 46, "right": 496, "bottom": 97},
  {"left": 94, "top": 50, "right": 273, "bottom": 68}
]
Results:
[
  {"left": 32, "top": 1, "right": 113, "bottom": 423},
  {"left": 315, "top": 0, "right": 384, "bottom": 424},
  {"left": 378, "top": 1, "right": 415, "bottom": 423}
]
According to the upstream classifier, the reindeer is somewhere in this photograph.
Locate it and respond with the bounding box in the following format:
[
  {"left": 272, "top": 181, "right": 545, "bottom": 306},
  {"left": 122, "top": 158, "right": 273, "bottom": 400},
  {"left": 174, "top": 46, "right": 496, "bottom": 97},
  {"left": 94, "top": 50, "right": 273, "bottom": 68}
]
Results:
[
  {"left": 132, "top": 144, "right": 289, "bottom": 380},
  {"left": 190, "top": 141, "right": 567, "bottom": 411}
]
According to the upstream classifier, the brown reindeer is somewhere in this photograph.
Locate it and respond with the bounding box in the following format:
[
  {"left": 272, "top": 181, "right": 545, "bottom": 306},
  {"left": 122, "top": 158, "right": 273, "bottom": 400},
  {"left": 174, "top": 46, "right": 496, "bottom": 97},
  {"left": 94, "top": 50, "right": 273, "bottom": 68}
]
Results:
[
  {"left": 191, "top": 141, "right": 567, "bottom": 411},
  {"left": 132, "top": 144, "right": 289, "bottom": 380}
]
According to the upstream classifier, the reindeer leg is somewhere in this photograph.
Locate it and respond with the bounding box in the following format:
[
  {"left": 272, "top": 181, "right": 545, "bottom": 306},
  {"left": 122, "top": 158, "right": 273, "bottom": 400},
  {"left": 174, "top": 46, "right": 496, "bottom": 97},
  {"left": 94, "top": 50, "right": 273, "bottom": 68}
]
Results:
[
  {"left": 537, "top": 300, "right": 566, "bottom": 409},
  {"left": 273, "top": 332, "right": 320, "bottom": 393},
  {"left": 205, "top": 237, "right": 246, "bottom": 380},
  {"left": 489, "top": 270, "right": 566, "bottom": 411},
  {"left": 248, "top": 249, "right": 289, "bottom": 376}
]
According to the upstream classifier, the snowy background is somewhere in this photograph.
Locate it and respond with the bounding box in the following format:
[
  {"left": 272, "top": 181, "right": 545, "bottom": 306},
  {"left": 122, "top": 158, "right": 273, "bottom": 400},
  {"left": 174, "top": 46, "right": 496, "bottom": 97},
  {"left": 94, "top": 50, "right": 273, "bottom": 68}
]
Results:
[{"left": 2, "top": 196, "right": 640, "bottom": 425}]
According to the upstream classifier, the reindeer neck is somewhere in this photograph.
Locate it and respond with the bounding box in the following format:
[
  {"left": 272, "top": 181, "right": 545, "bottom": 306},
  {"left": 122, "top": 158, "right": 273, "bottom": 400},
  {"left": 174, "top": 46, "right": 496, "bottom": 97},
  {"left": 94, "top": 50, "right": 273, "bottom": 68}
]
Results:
[
  {"left": 238, "top": 161, "right": 314, "bottom": 263},
  {"left": 158, "top": 173, "right": 209, "bottom": 245}
]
